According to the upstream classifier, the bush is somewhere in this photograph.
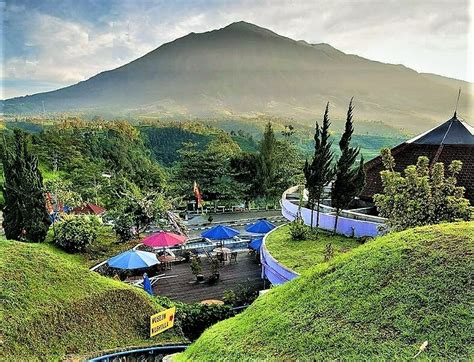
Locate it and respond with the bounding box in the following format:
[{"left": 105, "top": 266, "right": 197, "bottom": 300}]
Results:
[
  {"left": 156, "top": 296, "right": 234, "bottom": 341},
  {"left": 288, "top": 218, "right": 309, "bottom": 240},
  {"left": 112, "top": 213, "right": 134, "bottom": 242},
  {"left": 53, "top": 215, "right": 99, "bottom": 253},
  {"left": 223, "top": 283, "right": 259, "bottom": 307}
]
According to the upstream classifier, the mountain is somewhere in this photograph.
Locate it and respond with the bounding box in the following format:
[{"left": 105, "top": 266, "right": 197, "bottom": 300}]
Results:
[{"left": 3, "top": 21, "right": 473, "bottom": 133}]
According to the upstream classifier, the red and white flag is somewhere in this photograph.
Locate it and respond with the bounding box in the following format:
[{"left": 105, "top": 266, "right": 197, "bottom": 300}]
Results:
[{"left": 193, "top": 181, "right": 203, "bottom": 207}]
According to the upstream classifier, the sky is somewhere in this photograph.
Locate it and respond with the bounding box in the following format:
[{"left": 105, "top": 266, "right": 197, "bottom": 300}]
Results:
[{"left": 1, "top": 0, "right": 473, "bottom": 99}]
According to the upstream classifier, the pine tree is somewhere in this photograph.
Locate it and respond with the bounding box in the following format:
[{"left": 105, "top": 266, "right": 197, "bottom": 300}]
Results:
[
  {"left": 331, "top": 98, "right": 366, "bottom": 233},
  {"left": 256, "top": 122, "right": 277, "bottom": 199},
  {"left": 304, "top": 102, "right": 334, "bottom": 229},
  {"left": 1, "top": 129, "right": 50, "bottom": 242}
]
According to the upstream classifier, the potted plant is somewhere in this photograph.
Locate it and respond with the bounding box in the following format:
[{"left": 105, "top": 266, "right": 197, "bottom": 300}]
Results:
[
  {"left": 190, "top": 257, "right": 204, "bottom": 282},
  {"left": 210, "top": 257, "right": 220, "bottom": 279}
]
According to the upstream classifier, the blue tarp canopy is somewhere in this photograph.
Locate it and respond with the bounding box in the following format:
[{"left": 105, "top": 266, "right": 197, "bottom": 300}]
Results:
[
  {"left": 143, "top": 273, "right": 153, "bottom": 295},
  {"left": 201, "top": 225, "right": 240, "bottom": 240},
  {"left": 245, "top": 219, "right": 276, "bottom": 234},
  {"left": 249, "top": 237, "right": 263, "bottom": 250},
  {"left": 108, "top": 250, "right": 159, "bottom": 270}
]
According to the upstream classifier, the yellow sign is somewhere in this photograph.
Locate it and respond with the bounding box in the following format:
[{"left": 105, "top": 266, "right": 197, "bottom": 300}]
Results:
[{"left": 150, "top": 307, "right": 176, "bottom": 337}]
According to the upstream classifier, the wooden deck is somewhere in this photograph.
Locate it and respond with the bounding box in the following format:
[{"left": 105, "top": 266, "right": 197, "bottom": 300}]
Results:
[{"left": 153, "top": 251, "right": 264, "bottom": 303}]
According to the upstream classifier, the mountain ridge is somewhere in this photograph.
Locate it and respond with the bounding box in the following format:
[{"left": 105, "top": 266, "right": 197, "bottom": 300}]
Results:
[{"left": 2, "top": 21, "right": 473, "bottom": 132}]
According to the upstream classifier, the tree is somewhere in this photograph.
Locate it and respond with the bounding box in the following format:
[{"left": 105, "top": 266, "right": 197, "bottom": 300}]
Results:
[
  {"left": 53, "top": 215, "right": 100, "bottom": 253},
  {"left": 174, "top": 135, "right": 245, "bottom": 207},
  {"left": 112, "top": 213, "right": 135, "bottom": 243},
  {"left": 230, "top": 152, "right": 258, "bottom": 205},
  {"left": 374, "top": 148, "right": 471, "bottom": 231},
  {"left": 331, "top": 99, "right": 366, "bottom": 233},
  {"left": 281, "top": 124, "right": 295, "bottom": 139},
  {"left": 274, "top": 139, "right": 304, "bottom": 197},
  {"left": 255, "top": 122, "right": 278, "bottom": 198},
  {"left": 112, "top": 180, "right": 186, "bottom": 238},
  {"left": 115, "top": 182, "right": 169, "bottom": 238},
  {"left": 1, "top": 129, "right": 50, "bottom": 242},
  {"left": 304, "top": 103, "right": 334, "bottom": 229},
  {"left": 44, "top": 178, "right": 82, "bottom": 208}
]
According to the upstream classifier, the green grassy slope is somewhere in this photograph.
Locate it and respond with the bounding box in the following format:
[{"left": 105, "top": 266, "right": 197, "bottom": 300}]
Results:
[
  {"left": 266, "top": 224, "right": 362, "bottom": 273},
  {"left": 0, "top": 239, "right": 183, "bottom": 361},
  {"left": 178, "top": 222, "right": 474, "bottom": 361}
]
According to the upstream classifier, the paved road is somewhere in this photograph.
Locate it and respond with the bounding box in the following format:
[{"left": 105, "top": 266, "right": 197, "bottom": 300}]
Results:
[{"left": 184, "top": 210, "right": 285, "bottom": 238}]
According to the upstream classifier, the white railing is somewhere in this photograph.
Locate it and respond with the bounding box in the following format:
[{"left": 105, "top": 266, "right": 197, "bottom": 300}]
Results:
[
  {"left": 281, "top": 186, "right": 385, "bottom": 238},
  {"left": 260, "top": 224, "right": 300, "bottom": 285}
]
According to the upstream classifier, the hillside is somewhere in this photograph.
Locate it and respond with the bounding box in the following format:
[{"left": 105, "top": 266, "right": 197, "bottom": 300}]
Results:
[
  {"left": 177, "top": 222, "right": 474, "bottom": 360},
  {"left": 3, "top": 21, "right": 473, "bottom": 133},
  {"left": 0, "top": 239, "right": 183, "bottom": 361},
  {"left": 265, "top": 224, "right": 361, "bottom": 273}
]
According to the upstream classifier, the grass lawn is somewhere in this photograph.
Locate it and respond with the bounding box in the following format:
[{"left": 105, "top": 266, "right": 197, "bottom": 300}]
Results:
[
  {"left": 265, "top": 224, "right": 362, "bottom": 273},
  {"left": 0, "top": 239, "right": 184, "bottom": 361},
  {"left": 177, "top": 222, "right": 474, "bottom": 361}
]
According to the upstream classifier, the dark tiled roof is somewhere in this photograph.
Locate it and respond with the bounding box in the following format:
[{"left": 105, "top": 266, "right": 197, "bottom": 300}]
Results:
[
  {"left": 408, "top": 116, "right": 474, "bottom": 145},
  {"left": 361, "top": 144, "right": 474, "bottom": 203}
]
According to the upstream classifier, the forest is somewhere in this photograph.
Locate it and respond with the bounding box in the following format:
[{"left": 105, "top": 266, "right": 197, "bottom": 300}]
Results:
[{"left": 0, "top": 118, "right": 307, "bottom": 212}]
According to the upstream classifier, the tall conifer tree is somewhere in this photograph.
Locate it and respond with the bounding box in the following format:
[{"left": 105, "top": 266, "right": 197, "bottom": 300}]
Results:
[
  {"left": 331, "top": 98, "right": 366, "bottom": 233},
  {"left": 256, "top": 122, "right": 277, "bottom": 198},
  {"left": 304, "top": 102, "right": 334, "bottom": 229},
  {"left": 1, "top": 129, "right": 50, "bottom": 242}
]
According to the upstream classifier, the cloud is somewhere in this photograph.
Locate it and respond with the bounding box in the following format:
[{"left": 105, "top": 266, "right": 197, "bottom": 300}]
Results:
[{"left": 2, "top": 0, "right": 472, "bottom": 98}]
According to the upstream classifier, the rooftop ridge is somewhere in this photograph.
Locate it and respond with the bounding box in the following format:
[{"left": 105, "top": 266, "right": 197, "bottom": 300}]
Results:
[{"left": 407, "top": 115, "right": 474, "bottom": 145}]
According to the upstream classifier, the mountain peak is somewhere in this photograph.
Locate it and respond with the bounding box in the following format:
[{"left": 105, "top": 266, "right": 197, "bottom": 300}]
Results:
[
  {"left": 224, "top": 21, "right": 264, "bottom": 30},
  {"left": 220, "top": 21, "right": 280, "bottom": 37}
]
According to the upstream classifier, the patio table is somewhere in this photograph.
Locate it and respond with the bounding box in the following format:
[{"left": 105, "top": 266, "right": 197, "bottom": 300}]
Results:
[
  {"left": 213, "top": 247, "right": 232, "bottom": 254},
  {"left": 158, "top": 255, "right": 175, "bottom": 270}
]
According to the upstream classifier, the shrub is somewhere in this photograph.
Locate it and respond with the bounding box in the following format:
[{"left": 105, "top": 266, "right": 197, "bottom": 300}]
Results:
[
  {"left": 223, "top": 283, "right": 259, "bottom": 307},
  {"left": 374, "top": 149, "right": 472, "bottom": 231},
  {"left": 223, "top": 290, "right": 237, "bottom": 305},
  {"left": 288, "top": 218, "right": 309, "bottom": 240},
  {"left": 53, "top": 215, "right": 99, "bottom": 253},
  {"left": 156, "top": 296, "right": 234, "bottom": 341}
]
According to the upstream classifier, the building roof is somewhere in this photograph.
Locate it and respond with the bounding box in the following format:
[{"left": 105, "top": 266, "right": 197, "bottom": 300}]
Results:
[
  {"left": 362, "top": 114, "right": 474, "bottom": 203},
  {"left": 406, "top": 114, "right": 474, "bottom": 145},
  {"left": 73, "top": 203, "right": 106, "bottom": 215}
]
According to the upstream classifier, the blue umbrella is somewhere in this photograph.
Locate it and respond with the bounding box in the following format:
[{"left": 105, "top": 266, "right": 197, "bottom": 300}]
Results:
[
  {"left": 108, "top": 250, "right": 159, "bottom": 270},
  {"left": 143, "top": 273, "right": 153, "bottom": 295},
  {"left": 201, "top": 225, "right": 240, "bottom": 240},
  {"left": 245, "top": 219, "right": 276, "bottom": 234},
  {"left": 249, "top": 237, "right": 263, "bottom": 251}
]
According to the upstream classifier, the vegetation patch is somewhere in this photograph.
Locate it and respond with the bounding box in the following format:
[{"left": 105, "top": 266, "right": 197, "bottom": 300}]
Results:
[
  {"left": 266, "top": 224, "right": 361, "bottom": 273},
  {"left": 178, "top": 222, "right": 474, "bottom": 361},
  {"left": 0, "top": 239, "right": 183, "bottom": 361}
]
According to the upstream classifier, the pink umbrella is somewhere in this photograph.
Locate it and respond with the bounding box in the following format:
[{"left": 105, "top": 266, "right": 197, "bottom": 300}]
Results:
[{"left": 142, "top": 231, "right": 187, "bottom": 248}]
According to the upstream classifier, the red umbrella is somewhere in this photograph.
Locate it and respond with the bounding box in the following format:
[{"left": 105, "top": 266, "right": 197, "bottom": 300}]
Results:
[{"left": 142, "top": 231, "right": 187, "bottom": 248}]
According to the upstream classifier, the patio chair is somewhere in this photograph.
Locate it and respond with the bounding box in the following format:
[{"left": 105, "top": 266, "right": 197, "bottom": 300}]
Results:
[
  {"left": 149, "top": 274, "right": 165, "bottom": 286},
  {"left": 204, "top": 250, "right": 214, "bottom": 264},
  {"left": 230, "top": 251, "right": 238, "bottom": 264}
]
